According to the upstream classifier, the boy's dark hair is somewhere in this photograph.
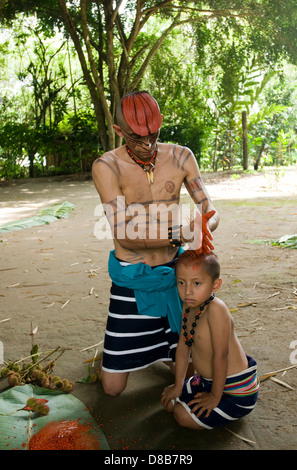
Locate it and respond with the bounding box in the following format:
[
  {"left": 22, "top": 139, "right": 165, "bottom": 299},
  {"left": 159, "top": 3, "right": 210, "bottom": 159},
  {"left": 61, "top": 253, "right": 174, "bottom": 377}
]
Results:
[{"left": 175, "top": 250, "right": 220, "bottom": 281}]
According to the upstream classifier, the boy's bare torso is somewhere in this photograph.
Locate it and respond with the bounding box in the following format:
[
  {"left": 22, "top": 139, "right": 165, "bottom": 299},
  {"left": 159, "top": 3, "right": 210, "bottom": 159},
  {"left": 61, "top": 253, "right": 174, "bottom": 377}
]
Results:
[{"left": 189, "top": 298, "right": 248, "bottom": 379}]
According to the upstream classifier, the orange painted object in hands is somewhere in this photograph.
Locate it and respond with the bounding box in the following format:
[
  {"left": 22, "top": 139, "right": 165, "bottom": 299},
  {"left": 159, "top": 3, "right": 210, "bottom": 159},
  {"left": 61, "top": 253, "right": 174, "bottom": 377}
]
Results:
[{"left": 194, "top": 210, "right": 215, "bottom": 255}]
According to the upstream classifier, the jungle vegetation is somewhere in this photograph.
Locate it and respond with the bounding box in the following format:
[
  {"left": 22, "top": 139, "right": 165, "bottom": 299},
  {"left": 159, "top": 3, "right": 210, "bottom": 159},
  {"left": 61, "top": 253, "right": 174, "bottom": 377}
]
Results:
[{"left": 1, "top": 1, "right": 297, "bottom": 179}]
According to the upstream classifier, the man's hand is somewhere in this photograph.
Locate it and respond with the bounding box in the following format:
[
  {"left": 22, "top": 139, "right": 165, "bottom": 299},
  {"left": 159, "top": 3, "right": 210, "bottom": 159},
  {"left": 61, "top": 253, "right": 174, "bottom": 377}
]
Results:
[
  {"left": 184, "top": 209, "right": 215, "bottom": 254},
  {"left": 200, "top": 210, "right": 215, "bottom": 254}
]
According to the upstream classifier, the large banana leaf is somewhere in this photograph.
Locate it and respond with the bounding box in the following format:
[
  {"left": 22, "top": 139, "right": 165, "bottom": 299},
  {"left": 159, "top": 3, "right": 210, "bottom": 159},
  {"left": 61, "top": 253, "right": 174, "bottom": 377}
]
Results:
[
  {"left": 245, "top": 234, "right": 297, "bottom": 249},
  {"left": 0, "top": 384, "right": 109, "bottom": 450},
  {"left": 37, "top": 201, "right": 76, "bottom": 219},
  {"left": 0, "top": 201, "right": 75, "bottom": 233},
  {"left": 0, "top": 214, "right": 58, "bottom": 232},
  {"left": 270, "top": 234, "right": 297, "bottom": 248}
]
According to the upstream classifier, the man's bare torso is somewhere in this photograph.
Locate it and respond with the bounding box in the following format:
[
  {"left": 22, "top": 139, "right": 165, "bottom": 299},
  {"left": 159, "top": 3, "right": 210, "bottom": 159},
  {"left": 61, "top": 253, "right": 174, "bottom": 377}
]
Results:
[{"left": 93, "top": 142, "right": 206, "bottom": 265}]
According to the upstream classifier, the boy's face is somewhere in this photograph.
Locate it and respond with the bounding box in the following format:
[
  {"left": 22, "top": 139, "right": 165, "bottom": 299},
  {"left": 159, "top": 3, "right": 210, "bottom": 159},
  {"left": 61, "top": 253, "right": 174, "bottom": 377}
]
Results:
[{"left": 176, "top": 263, "right": 221, "bottom": 308}]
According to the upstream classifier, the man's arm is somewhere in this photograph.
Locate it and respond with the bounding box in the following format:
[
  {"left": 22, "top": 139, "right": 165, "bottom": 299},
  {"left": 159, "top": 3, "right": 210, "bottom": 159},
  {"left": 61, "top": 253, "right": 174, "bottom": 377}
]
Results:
[
  {"left": 182, "top": 148, "right": 219, "bottom": 232},
  {"left": 177, "top": 147, "right": 219, "bottom": 251}
]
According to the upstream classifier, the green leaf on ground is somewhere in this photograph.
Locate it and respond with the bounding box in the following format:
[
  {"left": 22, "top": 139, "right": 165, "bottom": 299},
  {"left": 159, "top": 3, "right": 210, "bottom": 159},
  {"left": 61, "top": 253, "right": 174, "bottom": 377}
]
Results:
[
  {"left": 245, "top": 234, "right": 297, "bottom": 249},
  {"left": 0, "top": 384, "right": 109, "bottom": 450},
  {"left": 0, "top": 202, "right": 75, "bottom": 232}
]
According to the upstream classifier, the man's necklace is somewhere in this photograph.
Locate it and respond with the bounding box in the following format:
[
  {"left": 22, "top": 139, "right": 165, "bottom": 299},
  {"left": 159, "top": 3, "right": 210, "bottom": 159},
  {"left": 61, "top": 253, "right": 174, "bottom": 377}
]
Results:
[
  {"left": 126, "top": 145, "right": 157, "bottom": 184},
  {"left": 182, "top": 294, "right": 215, "bottom": 347}
]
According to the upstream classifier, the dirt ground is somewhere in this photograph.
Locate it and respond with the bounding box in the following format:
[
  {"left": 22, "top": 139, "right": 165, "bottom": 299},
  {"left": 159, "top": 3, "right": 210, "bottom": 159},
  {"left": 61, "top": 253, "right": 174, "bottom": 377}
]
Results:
[{"left": 0, "top": 166, "right": 297, "bottom": 451}]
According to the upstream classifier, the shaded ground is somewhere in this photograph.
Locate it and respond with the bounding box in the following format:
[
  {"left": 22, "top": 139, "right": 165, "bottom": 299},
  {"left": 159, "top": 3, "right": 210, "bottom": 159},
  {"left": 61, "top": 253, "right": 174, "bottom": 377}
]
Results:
[{"left": 0, "top": 167, "right": 297, "bottom": 451}]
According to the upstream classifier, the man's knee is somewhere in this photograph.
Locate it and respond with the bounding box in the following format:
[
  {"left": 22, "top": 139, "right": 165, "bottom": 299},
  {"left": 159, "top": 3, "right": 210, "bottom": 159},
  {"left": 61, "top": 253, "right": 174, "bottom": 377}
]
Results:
[
  {"left": 102, "top": 382, "right": 124, "bottom": 396},
  {"left": 101, "top": 371, "right": 128, "bottom": 396}
]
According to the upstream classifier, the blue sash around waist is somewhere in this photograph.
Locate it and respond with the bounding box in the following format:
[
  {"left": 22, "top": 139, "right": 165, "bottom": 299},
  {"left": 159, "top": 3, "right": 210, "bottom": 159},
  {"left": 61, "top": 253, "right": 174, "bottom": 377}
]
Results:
[{"left": 107, "top": 249, "right": 183, "bottom": 333}]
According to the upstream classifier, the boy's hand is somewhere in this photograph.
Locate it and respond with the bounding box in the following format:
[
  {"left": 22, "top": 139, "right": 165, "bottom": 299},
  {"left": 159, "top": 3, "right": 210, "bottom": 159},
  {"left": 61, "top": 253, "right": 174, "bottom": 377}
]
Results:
[
  {"left": 161, "top": 384, "right": 182, "bottom": 411},
  {"left": 187, "top": 391, "right": 221, "bottom": 418}
]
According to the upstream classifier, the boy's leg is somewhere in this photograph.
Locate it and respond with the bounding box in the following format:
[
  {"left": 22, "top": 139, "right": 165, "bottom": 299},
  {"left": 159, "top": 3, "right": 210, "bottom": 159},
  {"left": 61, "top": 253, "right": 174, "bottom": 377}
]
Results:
[{"left": 173, "top": 403, "right": 204, "bottom": 430}]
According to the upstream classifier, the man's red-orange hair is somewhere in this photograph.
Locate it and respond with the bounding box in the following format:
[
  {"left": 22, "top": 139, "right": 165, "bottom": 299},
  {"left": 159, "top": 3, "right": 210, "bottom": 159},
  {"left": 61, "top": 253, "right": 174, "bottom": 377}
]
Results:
[{"left": 121, "top": 91, "right": 162, "bottom": 136}]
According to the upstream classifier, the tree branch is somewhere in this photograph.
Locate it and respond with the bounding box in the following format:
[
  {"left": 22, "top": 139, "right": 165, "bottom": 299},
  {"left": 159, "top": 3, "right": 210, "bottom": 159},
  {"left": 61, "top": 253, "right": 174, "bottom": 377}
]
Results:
[{"left": 129, "top": 11, "right": 181, "bottom": 91}]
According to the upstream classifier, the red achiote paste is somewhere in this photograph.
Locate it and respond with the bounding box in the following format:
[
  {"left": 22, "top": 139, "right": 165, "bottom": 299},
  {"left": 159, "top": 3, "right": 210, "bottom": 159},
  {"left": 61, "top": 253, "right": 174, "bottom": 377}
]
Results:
[{"left": 29, "top": 419, "right": 101, "bottom": 450}]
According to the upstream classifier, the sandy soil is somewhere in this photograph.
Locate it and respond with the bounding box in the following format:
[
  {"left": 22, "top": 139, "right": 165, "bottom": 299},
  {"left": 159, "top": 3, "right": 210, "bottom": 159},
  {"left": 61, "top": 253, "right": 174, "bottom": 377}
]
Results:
[{"left": 0, "top": 166, "right": 297, "bottom": 451}]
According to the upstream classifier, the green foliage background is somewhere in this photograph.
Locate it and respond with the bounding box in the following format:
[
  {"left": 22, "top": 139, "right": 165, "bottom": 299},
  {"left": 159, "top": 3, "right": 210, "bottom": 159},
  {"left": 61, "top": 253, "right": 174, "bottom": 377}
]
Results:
[{"left": 0, "top": 1, "right": 297, "bottom": 179}]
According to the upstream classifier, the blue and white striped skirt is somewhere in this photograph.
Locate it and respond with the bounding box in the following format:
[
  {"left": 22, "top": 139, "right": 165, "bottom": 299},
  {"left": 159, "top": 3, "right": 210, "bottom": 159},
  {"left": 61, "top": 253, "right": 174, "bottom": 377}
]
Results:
[
  {"left": 102, "top": 282, "right": 179, "bottom": 373},
  {"left": 177, "top": 356, "right": 259, "bottom": 429}
]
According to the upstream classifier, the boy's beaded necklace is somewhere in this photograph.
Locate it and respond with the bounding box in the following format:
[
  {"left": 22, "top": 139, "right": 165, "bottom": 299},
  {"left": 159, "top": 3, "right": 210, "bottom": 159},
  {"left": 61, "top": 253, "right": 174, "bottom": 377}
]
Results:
[
  {"left": 182, "top": 294, "right": 215, "bottom": 347},
  {"left": 126, "top": 145, "right": 157, "bottom": 184}
]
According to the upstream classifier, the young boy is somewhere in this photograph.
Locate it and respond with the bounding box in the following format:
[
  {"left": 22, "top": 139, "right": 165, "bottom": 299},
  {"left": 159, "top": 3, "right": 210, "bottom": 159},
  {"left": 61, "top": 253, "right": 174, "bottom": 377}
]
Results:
[{"left": 161, "top": 250, "right": 259, "bottom": 430}]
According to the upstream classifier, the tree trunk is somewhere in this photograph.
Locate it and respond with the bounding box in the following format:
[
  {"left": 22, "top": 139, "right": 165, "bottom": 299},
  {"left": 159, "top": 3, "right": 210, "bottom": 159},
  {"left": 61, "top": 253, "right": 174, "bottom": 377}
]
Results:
[
  {"left": 29, "top": 153, "right": 34, "bottom": 178},
  {"left": 254, "top": 142, "right": 265, "bottom": 170},
  {"left": 58, "top": 0, "right": 109, "bottom": 151},
  {"left": 213, "top": 132, "right": 218, "bottom": 171},
  {"left": 242, "top": 110, "right": 248, "bottom": 170}
]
